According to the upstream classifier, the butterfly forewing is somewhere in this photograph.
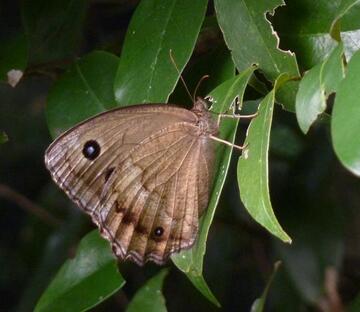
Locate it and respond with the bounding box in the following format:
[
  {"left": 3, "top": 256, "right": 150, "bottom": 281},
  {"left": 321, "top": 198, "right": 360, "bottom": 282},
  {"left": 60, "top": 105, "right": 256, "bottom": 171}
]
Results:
[{"left": 45, "top": 102, "right": 217, "bottom": 265}]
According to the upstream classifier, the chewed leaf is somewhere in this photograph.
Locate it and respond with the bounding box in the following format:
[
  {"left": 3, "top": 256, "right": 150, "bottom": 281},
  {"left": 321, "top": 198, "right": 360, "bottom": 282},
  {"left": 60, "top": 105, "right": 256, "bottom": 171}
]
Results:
[{"left": 214, "top": 0, "right": 300, "bottom": 111}]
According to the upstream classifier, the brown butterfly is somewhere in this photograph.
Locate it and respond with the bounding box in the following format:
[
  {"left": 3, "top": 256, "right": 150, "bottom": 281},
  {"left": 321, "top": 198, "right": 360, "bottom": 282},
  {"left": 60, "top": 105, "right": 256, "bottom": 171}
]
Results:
[{"left": 45, "top": 98, "right": 238, "bottom": 265}]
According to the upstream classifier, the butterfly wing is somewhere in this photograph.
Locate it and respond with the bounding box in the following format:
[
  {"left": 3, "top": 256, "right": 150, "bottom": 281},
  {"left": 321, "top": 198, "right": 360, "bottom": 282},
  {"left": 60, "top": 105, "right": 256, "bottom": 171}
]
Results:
[{"left": 45, "top": 104, "right": 215, "bottom": 265}]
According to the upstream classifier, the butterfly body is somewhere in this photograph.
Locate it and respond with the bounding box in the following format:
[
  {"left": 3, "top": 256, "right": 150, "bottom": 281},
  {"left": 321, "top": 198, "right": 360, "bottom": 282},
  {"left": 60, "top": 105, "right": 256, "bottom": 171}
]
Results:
[{"left": 45, "top": 98, "right": 218, "bottom": 265}]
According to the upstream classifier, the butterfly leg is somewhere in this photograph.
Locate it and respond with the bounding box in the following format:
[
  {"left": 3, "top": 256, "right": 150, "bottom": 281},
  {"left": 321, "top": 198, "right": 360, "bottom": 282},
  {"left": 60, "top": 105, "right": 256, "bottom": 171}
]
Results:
[{"left": 209, "top": 134, "right": 248, "bottom": 151}]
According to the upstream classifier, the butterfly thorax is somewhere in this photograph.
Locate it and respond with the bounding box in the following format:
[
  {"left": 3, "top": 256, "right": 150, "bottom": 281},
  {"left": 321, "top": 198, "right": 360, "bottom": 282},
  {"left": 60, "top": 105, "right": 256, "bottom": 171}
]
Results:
[{"left": 191, "top": 98, "right": 219, "bottom": 136}]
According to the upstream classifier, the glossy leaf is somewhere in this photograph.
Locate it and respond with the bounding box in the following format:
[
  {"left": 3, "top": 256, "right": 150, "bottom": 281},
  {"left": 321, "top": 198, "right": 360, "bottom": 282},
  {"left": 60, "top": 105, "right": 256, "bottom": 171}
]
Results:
[
  {"left": 296, "top": 43, "right": 345, "bottom": 133},
  {"left": 332, "top": 50, "right": 360, "bottom": 176},
  {"left": 273, "top": 0, "right": 360, "bottom": 69},
  {"left": 238, "top": 74, "right": 292, "bottom": 243},
  {"left": 114, "top": 0, "right": 208, "bottom": 105},
  {"left": 214, "top": 0, "right": 300, "bottom": 111},
  {"left": 35, "top": 230, "right": 125, "bottom": 312},
  {"left": 46, "top": 51, "right": 119, "bottom": 138},
  {"left": 172, "top": 66, "right": 256, "bottom": 307},
  {"left": 330, "top": 0, "right": 360, "bottom": 41},
  {"left": 251, "top": 262, "right": 281, "bottom": 312},
  {"left": 22, "top": 0, "right": 86, "bottom": 64},
  {"left": 170, "top": 45, "right": 235, "bottom": 104},
  {"left": 0, "top": 33, "right": 28, "bottom": 84},
  {"left": 126, "top": 269, "right": 168, "bottom": 312}
]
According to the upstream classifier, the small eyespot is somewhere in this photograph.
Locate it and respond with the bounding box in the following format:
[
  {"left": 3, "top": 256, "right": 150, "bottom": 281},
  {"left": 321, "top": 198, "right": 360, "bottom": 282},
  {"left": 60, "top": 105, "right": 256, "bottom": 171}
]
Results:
[
  {"left": 154, "top": 226, "right": 164, "bottom": 237},
  {"left": 82, "top": 140, "right": 100, "bottom": 160}
]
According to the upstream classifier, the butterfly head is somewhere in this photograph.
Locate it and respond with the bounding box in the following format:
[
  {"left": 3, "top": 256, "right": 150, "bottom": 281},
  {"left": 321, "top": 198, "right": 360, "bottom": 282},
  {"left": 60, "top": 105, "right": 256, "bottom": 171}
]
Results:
[
  {"left": 192, "top": 97, "right": 210, "bottom": 112},
  {"left": 192, "top": 97, "right": 218, "bottom": 136}
]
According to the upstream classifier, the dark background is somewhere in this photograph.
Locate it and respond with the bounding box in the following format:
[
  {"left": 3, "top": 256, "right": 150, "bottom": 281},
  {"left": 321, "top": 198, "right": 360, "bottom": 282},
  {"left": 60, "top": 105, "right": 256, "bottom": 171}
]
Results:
[{"left": 1, "top": 1, "right": 359, "bottom": 311}]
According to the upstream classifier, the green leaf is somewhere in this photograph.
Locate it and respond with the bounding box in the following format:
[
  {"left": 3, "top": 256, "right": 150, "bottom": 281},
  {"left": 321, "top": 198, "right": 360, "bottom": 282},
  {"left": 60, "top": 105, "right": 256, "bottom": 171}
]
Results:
[
  {"left": 296, "top": 43, "right": 345, "bottom": 133},
  {"left": 0, "top": 131, "right": 8, "bottom": 144},
  {"left": 273, "top": 0, "right": 360, "bottom": 69},
  {"left": 35, "top": 230, "right": 125, "bottom": 312},
  {"left": 126, "top": 269, "right": 168, "bottom": 312},
  {"left": 238, "top": 74, "right": 292, "bottom": 243},
  {"left": 170, "top": 44, "right": 235, "bottom": 104},
  {"left": 332, "top": 50, "right": 360, "bottom": 176},
  {"left": 0, "top": 33, "right": 28, "bottom": 84},
  {"left": 114, "top": 0, "right": 208, "bottom": 105},
  {"left": 22, "top": 0, "right": 86, "bottom": 64},
  {"left": 172, "top": 66, "right": 256, "bottom": 307},
  {"left": 251, "top": 262, "right": 281, "bottom": 312},
  {"left": 214, "top": 0, "right": 300, "bottom": 111},
  {"left": 46, "top": 51, "right": 119, "bottom": 138},
  {"left": 330, "top": 0, "right": 360, "bottom": 41}
]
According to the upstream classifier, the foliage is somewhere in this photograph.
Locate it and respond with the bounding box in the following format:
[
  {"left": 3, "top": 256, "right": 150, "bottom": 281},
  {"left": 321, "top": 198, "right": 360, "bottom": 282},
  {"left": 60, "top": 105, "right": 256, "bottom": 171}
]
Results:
[{"left": 1, "top": 0, "right": 360, "bottom": 311}]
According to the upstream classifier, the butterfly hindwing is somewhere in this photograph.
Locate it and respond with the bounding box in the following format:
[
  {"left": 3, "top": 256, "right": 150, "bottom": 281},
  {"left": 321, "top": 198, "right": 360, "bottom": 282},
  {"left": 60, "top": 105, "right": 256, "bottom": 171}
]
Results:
[
  {"left": 45, "top": 103, "right": 216, "bottom": 265},
  {"left": 97, "top": 123, "right": 205, "bottom": 265}
]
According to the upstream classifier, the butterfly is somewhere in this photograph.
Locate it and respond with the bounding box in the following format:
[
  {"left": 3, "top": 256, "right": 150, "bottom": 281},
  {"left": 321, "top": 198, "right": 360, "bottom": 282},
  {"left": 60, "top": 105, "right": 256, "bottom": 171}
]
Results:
[{"left": 45, "top": 97, "right": 237, "bottom": 265}]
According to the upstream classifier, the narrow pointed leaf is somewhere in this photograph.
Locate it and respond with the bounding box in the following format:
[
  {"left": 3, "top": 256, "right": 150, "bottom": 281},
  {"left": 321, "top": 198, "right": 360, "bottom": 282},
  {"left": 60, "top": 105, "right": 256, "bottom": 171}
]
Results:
[
  {"left": 238, "top": 74, "right": 292, "bottom": 243},
  {"left": 35, "top": 230, "right": 125, "bottom": 312},
  {"left": 172, "top": 66, "right": 256, "bottom": 307},
  {"left": 251, "top": 262, "right": 281, "bottom": 312},
  {"left": 114, "top": 0, "right": 208, "bottom": 105}
]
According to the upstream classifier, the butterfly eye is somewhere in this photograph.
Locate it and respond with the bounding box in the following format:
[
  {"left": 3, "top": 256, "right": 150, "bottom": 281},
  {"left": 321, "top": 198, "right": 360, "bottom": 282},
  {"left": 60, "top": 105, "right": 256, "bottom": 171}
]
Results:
[
  {"left": 154, "top": 226, "right": 164, "bottom": 237},
  {"left": 82, "top": 140, "right": 101, "bottom": 160}
]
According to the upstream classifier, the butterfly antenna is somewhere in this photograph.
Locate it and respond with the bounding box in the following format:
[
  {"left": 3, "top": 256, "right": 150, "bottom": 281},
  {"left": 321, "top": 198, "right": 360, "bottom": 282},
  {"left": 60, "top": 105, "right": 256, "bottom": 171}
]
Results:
[
  {"left": 193, "top": 75, "right": 209, "bottom": 101},
  {"left": 169, "top": 49, "right": 193, "bottom": 103}
]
